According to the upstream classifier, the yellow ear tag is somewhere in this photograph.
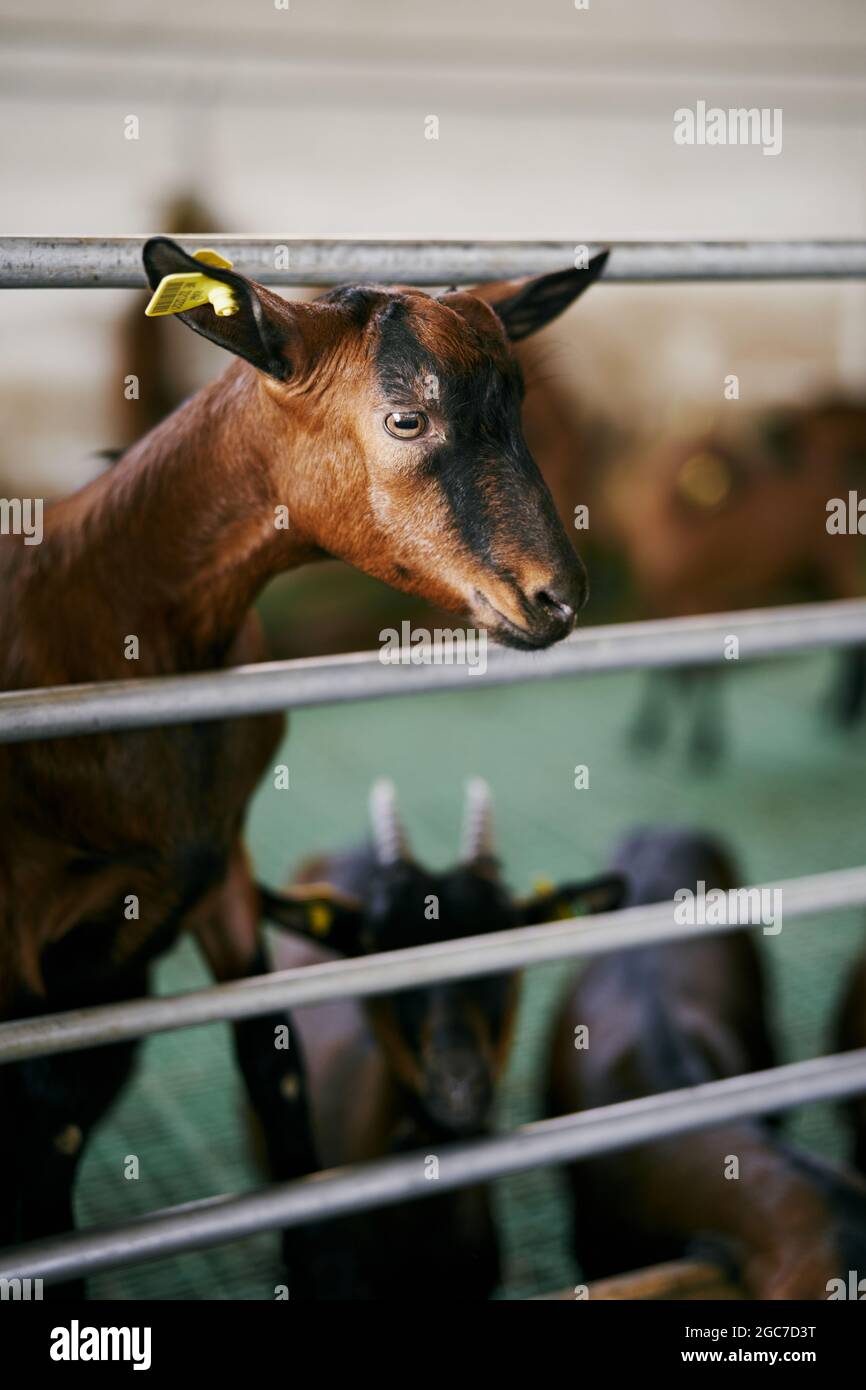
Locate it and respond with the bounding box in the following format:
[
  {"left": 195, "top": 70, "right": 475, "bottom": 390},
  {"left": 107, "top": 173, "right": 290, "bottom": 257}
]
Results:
[
  {"left": 145, "top": 248, "right": 240, "bottom": 319},
  {"left": 308, "top": 902, "right": 333, "bottom": 938},
  {"left": 532, "top": 876, "right": 572, "bottom": 920}
]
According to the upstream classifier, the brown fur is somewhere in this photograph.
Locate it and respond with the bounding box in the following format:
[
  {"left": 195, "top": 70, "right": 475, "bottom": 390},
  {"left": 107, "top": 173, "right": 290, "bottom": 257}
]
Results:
[
  {"left": 111, "top": 275, "right": 603, "bottom": 666},
  {"left": 0, "top": 269, "right": 595, "bottom": 1008}
]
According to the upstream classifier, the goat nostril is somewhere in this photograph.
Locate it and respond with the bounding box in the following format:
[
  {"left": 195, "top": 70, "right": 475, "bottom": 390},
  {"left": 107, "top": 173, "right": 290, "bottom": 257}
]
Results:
[{"left": 535, "top": 590, "right": 577, "bottom": 629}]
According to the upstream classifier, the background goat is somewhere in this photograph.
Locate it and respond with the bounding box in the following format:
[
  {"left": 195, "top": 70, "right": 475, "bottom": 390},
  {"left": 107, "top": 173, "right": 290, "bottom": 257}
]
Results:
[
  {"left": 546, "top": 827, "right": 866, "bottom": 1298},
  {"left": 606, "top": 401, "right": 866, "bottom": 760},
  {"left": 259, "top": 779, "right": 623, "bottom": 1299}
]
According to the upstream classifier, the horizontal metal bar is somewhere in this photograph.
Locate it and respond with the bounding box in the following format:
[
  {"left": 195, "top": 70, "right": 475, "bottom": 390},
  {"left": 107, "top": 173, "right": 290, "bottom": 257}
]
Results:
[
  {"left": 2, "top": 239, "right": 865, "bottom": 289},
  {"left": 1, "top": 865, "right": 864, "bottom": 1065},
  {"left": 2, "top": 599, "right": 866, "bottom": 746},
  {"left": 3, "top": 1047, "right": 866, "bottom": 1287}
]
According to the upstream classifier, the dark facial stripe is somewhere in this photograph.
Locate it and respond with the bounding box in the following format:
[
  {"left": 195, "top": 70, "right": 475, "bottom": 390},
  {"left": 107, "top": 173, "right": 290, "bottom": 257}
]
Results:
[
  {"left": 428, "top": 412, "right": 563, "bottom": 581},
  {"left": 374, "top": 297, "right": 564, "bottom": 581},
  {"left": 374, "top": 300, "right": 440, "bottom": 404}
]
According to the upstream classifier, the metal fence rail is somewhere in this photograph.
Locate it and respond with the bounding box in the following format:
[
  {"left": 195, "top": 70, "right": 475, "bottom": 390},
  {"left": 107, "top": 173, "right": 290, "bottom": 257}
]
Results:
[
  {"left": 3, "top": 1047, "right": 866, "bottom": 1287},
  {"left": 2, "top": 238, "right": 866, "bottom": 289},
  {"left": 2, "top": 865, "right": 865, "bottom": 1065},
  {"left": 3, "top": 599, "right": 866, "bottom": 745}
]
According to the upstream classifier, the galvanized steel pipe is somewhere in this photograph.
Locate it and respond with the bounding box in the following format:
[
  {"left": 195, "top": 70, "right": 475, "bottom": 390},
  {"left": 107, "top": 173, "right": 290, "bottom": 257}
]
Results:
[
  {"left": 3, "top": 1047, "right": 865, "bottom": 1286},
  {"left": 2, "top": 238, "right": 866, "bottom": 289},
  {"left": 2, "top": 600, "right": 866, "bottom": 745},
  {"left": 1, "top": 865, "right": 864, "bottom": 1064}
]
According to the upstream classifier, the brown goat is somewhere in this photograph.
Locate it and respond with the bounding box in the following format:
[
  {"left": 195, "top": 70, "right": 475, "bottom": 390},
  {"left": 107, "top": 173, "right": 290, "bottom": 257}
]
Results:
[
  {"left": 0, "top": 238, "right": 606, "bottom": 1291},
  {"left": 546, "top": 828, "right": 866, "bottom": 1299},
  {"left": 111, "top": 259, "right": 605, "bottom": 660}
]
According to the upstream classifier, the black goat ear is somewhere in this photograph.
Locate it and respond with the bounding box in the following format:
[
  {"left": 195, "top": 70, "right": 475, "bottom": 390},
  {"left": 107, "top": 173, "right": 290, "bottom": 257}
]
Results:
[
  {"left": 258, "top": 883, "right": 364, "bottom": 954},
  {"left": 517, "top": 872, "right": 626, "bottom": 926},
  {"left": 472, "top": 250, "right": 609, "bottom": 342},
  {"left": 142, "top": 237, "right": 292, "bottom": 379}
]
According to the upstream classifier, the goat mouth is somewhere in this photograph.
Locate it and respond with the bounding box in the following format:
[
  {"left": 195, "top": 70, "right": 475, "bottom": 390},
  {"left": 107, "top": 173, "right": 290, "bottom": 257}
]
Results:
[
  {"left": 422, "top": 1088, "right": 493, "bottom": 1135},
  {"left": 470, "top": 591, "right": 570, "bottom": 651}
]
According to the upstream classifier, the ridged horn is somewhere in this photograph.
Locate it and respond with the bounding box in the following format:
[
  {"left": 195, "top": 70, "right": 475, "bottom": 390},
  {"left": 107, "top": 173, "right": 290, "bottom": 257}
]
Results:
[
  {"left": 461, "top": 777, "right": 495, "bottom": 863},
  {"left": 369, "top": 778, "right": 409, "bottom": 866}
]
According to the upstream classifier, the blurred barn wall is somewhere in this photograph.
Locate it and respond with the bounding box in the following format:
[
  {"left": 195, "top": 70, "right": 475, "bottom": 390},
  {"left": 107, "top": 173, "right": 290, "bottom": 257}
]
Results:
[{"left": 0, "top": 0, "right": 864, "bottom": 496}]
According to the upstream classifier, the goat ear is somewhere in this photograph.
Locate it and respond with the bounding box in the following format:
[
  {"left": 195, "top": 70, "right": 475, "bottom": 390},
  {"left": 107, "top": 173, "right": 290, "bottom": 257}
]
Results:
[
  {"left": 474, "top": 250, "right": 609, "bottom": 342},
  {"left": 517, "top": 871, "right": 625, "bottom": 926},
  {"left": 258, "top": 883, "right": 364, "bottom": 954},
  {"left": 142, "top": 237, "right": 291, "bottom": 379}
]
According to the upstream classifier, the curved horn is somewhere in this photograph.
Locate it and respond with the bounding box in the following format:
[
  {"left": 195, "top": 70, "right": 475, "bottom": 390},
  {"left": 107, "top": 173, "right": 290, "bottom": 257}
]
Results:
[
  {"left": 369, "top": 779, "right": 409, "bottom": 866},
  {"left": 461, "top": 777, "right": 495, "bottom": 863}
]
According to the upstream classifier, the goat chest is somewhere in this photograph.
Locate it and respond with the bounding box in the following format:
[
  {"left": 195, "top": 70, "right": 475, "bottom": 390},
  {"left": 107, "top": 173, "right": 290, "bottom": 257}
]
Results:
[{"left": 1, "top": 708, "right": 284, "bottom": 1001}]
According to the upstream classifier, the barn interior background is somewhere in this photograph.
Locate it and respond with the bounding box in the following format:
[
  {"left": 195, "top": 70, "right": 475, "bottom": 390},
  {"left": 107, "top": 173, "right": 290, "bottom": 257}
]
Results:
[{"left": 2, "top": 0, "right": 865, "bottom": 1298}]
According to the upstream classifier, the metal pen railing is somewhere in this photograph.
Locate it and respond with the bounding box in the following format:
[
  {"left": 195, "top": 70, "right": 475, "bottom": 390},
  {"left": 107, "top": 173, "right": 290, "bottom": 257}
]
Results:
[
  {"left": 2, "top": 599, "right": 866, "bottom": 744},
  {"left": 2, "top": 238, "right": 866, "bottom": 289},
  {"left": 3, "top": 1048, "right": 866, "bottom": 1287},
  {"left": 1, "top": 865, "right": 864, "bottom": 1065}
]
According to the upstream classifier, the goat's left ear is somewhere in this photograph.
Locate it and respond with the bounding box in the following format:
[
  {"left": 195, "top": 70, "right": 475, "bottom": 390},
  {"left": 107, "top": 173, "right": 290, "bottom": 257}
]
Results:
[
  {"left": 142, "top": 237, "right": 292, "bottom": 379},
  {"left": 258, "top": 883, "right": 364, "bottom": 953},
  {"left": 474, "top": 250, "right": 609, "bottom": 342},
  {"left": 517, "top": 871, "right": 625, "bottom": 926}
]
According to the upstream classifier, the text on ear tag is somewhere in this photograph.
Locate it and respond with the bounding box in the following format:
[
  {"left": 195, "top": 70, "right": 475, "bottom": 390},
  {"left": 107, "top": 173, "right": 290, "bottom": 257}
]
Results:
[{"left": 144, "top": 248, "right": 239, "bottom": 319}]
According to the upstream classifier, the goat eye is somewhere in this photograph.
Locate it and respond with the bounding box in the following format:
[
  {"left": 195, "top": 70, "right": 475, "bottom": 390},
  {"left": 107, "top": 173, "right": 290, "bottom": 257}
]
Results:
[{"left": 384, "top": 411, "right": 428, "bottom": 440}]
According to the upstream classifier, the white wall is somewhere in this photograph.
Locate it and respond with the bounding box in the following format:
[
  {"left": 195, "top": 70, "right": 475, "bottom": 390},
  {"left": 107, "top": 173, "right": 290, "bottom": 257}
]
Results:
[{"left": 1, "top": 0, "right": 864, "bottom": 491}]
